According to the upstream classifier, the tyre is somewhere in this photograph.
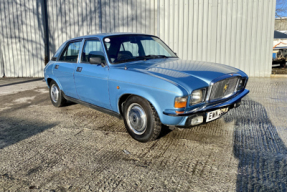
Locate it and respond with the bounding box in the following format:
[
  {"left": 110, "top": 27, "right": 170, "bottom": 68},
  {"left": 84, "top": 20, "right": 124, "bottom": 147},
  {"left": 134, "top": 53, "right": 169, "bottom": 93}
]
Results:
[
  {"left": 123, "top": 96, "right": 162, "bottom": 142},
  {"left": 49, "top": 80, "right": 66, "bottom": 107}
]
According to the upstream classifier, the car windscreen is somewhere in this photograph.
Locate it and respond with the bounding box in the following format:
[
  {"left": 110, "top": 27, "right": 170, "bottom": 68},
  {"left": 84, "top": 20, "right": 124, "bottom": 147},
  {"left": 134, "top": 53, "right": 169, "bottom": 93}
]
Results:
[{"left": 103, "top": 35, "right": 177, "bottom": 64}]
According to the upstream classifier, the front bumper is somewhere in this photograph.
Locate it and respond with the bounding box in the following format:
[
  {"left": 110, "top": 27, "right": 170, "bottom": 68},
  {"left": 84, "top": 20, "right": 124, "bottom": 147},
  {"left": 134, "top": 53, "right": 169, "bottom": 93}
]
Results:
[{"left": 163, "top": 89, "right": 249, "bottom": 127}]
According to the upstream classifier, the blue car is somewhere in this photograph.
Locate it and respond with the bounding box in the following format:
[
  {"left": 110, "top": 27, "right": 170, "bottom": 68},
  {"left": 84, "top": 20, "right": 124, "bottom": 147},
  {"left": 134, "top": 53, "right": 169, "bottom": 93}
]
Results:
[{"left": 44, "top": 33, "right": 249, "bottom": 142}]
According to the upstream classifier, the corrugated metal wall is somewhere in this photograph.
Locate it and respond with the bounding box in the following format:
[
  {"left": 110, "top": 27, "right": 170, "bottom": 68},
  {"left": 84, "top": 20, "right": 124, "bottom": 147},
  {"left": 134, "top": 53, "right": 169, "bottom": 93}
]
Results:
[
  {"left": 46, "top": 0, "right": 158, "bottom": 57},
  {"left": 0, "top": 0, "right": 276, "bottom": 77},
  {"left": 157, "top": 0, "right": 276, "bottom": 77},
  {"left": 0, "top": 0, "right": 46, "bottom": 77}
]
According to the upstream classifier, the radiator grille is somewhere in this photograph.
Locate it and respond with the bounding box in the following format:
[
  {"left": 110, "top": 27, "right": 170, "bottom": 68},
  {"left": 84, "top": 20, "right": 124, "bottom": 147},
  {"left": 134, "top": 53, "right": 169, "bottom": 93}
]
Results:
[{"left": 209, "top": 77, "right": 239, "bottom": 101}]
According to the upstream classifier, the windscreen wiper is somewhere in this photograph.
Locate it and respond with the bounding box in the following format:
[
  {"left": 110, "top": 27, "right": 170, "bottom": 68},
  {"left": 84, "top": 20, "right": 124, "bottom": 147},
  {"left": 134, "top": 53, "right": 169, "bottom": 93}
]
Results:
[
  {"left": 117, "top": 55, "right": 157, "bottom": 62},
  {"left": 116, "top": 55, "right": 174, "bottom": 63},
  {"left": 135, "top": 55, "right": 172, "bottom": 60}
]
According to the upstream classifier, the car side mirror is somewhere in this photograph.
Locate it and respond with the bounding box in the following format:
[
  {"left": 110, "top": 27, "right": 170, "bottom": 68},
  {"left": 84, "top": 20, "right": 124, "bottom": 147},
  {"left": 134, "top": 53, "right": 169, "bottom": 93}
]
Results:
[{"left": 89, "top": 56, "right": 105, "bottom": 67}]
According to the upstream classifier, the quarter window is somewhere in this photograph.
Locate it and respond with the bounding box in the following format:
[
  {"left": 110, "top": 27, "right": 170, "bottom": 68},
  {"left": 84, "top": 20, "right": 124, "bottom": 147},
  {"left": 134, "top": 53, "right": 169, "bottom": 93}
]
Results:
[{"left": 59, "top": 41, "right": 81, "bottom": 62}]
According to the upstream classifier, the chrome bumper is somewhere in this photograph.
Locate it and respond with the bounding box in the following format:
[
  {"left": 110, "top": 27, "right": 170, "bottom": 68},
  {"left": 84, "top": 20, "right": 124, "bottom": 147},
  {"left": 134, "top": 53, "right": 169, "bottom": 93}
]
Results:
[{"left": 163, "top": 89, "right": 249, "bottom": 117}]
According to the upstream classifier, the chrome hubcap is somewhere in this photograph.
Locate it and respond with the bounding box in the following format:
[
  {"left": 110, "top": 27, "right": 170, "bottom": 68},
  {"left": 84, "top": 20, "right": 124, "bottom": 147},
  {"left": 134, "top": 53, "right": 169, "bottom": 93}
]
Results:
[
  {"left": 51, "top": 84, "right": 59, "bottom": 103},
  {"left": 126, "top": 103, "right": 147, "bottom": 135}
]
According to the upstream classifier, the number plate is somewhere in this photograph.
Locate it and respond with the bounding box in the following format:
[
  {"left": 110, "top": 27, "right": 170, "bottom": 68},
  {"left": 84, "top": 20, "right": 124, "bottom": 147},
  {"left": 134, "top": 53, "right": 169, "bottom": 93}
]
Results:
[{"left": 206, "top": 108, "right": 229, "bottom": 122}]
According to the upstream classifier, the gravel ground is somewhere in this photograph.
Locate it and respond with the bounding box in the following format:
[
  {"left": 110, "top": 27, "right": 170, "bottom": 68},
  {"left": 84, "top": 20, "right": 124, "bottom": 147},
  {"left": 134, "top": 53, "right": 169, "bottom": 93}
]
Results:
[{"left": 0, "top": 77, "right": 287, "bottom": 191}]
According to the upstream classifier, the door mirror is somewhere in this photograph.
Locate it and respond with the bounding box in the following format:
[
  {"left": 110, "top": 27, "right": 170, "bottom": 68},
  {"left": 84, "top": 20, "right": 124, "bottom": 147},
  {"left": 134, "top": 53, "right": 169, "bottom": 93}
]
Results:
[
  {"left": 89, "top": 56, "right": 106, "bottom": 67},
  {"left": 89, "top": 56, "right": 102, "bottom": 64},
  {"left": 88, "top": 51, "right": 106, "bottom": 67}
]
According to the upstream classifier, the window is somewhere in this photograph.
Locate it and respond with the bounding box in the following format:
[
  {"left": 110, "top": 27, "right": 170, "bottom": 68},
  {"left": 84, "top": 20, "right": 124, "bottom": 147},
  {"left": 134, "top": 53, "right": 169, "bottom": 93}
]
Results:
[
  {"left": 53, "top": 42, "right": 66, "bottom": 58},
  {"left": 141, "top": 39, "right": 170, "bottom": 56},
  {"left": 81, "top": 39, "right": 104, "bottom": 62},
  {"left": 59, "top": 41, "right": 81, "bottom": 62},
  {"left": 105, "top": 42, "right": 111, "bottom": 50},
  {"left": 103, "top": 35, "right": 177, "bottom": 64},
  {"left": 120, "top": 42, "right": 139, "bottom": 57}
]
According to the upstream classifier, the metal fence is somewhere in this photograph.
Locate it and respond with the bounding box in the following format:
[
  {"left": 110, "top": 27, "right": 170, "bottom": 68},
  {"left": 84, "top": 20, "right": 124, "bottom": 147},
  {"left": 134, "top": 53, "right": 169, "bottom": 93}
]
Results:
[{"left": 0, "top": 0, "right": 276, "bottom": 77}]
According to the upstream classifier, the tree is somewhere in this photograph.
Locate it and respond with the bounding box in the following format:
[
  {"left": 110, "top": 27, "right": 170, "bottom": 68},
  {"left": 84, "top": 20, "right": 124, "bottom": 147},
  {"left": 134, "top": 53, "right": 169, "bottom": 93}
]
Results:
[{"left": 276, "top": 0, "right": 287, "bottom": 18}]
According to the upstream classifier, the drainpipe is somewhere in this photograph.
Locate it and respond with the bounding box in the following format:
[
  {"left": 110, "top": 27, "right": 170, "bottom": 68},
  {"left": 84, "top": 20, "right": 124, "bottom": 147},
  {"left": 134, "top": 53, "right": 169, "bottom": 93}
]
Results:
[{"left": 42, "top": 0, "right": 50, "bottom": 65}]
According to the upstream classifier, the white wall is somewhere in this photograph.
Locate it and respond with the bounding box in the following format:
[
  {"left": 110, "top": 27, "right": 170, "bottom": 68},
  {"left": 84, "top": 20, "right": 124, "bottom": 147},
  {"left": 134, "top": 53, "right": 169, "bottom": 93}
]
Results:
[
  {"left": 0, "top": 0, "right": 46, "bottom": 77},
  {"left": 0, "top": 0, "right": 276, "bottom": 77},
  {"left": 157, "top": 0, "right": 276, "bottom": 77}
]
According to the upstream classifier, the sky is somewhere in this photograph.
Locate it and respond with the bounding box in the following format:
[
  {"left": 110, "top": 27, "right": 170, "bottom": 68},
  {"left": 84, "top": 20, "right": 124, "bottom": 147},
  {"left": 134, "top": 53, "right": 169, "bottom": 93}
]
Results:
[{"left": 276, "top": 0, "right": 287, "bottom": 17}]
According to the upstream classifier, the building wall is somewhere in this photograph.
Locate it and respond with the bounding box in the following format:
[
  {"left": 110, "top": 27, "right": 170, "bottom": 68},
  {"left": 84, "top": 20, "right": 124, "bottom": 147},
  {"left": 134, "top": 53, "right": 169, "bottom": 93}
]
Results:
[
  {"left": 0, "top": 0, "right": 46, "bottom": 77},
  {"left": 0, "top": 0, "right": 276, "bottom": 77},
  {"left": 275, "top": 18, "right": 287, "bottom": 31},
  {"left": 46, "top": 0, "right": 158, "bottom": 58},
  {"left": 158, "top": 0, "right": 276, "bottom": 77}
]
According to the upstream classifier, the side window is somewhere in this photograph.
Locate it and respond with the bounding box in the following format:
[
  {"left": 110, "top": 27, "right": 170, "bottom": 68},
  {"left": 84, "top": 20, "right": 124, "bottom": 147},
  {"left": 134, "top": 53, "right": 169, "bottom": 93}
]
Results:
[
  {"left": 81, "top": 39, "right": 104, "bottom": 62},
  {"left": 59, "top": 41, "right": 81, "bottom": 62}
]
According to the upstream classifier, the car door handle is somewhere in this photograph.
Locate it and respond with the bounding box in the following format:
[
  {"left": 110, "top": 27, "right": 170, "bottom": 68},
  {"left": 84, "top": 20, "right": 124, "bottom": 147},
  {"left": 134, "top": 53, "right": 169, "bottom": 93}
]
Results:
[
  {"left": 55, "top": 65, "right": 59, "bottom": 69},
  {"left": 76, "top": 67, "right": 82, "bottom": 72}
]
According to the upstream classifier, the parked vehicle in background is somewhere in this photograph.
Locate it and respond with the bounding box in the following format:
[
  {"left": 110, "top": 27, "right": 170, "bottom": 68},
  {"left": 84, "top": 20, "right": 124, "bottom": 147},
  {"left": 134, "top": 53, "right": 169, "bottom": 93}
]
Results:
[
  {"left": 44, "top": 33, "right": 249, "bottom": 142},
  {"left": 273, "top": 47, "right": 287, "bottom": 68}
]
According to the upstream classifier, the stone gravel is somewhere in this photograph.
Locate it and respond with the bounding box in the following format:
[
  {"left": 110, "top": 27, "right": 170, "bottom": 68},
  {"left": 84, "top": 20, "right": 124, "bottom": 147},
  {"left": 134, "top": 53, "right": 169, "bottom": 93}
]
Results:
[{"left": 0, "top": 77, "right": 287, "bottom": 191}]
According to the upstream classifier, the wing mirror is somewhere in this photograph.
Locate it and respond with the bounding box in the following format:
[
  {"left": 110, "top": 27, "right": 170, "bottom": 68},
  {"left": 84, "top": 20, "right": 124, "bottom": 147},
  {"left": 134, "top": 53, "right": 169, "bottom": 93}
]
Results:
[{"left": 89, "top": 56, "right": 106, "bottom": 67}]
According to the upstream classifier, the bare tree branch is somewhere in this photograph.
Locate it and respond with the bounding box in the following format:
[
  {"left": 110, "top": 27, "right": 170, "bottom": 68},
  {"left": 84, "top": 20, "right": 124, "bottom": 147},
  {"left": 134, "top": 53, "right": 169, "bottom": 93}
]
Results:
[{"left": 276, "top": 0, "right": 287, "bottom": 18}]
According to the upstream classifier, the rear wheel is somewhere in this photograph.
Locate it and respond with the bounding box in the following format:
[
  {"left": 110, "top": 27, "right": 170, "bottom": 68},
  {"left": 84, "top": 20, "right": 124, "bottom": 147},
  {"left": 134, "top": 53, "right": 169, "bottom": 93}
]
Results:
[
  {"left": 49, "top": 80, "right": 66, "bottom": 107},
  {"left": 123, "top": 96, "right": 162, "bottom": 142}
]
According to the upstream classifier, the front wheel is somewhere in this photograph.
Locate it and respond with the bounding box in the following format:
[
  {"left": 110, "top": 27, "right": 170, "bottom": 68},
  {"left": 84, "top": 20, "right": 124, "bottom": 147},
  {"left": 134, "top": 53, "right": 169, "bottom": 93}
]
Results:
[{"left": 123, "top": 96, "right": 162, "bottom": 142}]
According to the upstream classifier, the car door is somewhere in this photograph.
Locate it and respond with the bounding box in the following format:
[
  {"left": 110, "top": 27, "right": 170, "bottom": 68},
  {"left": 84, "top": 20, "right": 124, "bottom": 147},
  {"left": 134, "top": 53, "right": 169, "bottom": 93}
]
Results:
[
  {"left": 53, "top": 40, "right": 83, "bottom": 99},
  {"left": 74, "top": 38, "right": 111, "bottom": 110}
]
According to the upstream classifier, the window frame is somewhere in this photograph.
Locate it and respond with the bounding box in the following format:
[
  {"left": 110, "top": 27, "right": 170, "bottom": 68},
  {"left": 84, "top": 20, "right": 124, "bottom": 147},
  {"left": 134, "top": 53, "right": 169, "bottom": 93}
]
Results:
[
  {"left": 79, "top": 37, "right": 107, "bottom": 64},
  {"left": 57, "top": 39, "right": 83, "bottom": 63}
]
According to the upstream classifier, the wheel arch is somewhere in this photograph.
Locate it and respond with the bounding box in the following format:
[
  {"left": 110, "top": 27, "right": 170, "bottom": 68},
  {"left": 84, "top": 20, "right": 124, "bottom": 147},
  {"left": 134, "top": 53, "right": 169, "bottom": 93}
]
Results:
[
  {"left": 46, "top": 76, "right": 63, "bottom": 90},
  {"left": 118, "top": 93, "right": 161, "bottom": 122},
  {"left": 47, "top": 78, "right": 53, "bottom": 87}
]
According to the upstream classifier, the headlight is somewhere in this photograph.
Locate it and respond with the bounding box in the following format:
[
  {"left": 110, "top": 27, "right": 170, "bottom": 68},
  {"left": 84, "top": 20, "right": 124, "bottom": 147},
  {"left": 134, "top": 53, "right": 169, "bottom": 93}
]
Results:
[
  {"left": 174, "top": 96, "right": 187, "bottom": 108},
  {"left": 190, "top": 89, "right": 206, "bottom": 105},
  {"left": 237, "top": 78, "right": 246, "bottom": 91}
]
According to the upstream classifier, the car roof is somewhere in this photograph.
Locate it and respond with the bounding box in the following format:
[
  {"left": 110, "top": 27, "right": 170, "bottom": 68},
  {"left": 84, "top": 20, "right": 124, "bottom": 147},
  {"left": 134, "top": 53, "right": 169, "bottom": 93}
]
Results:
[{"left": 69, "top": 32, "right": 156, "bottom": 41}]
